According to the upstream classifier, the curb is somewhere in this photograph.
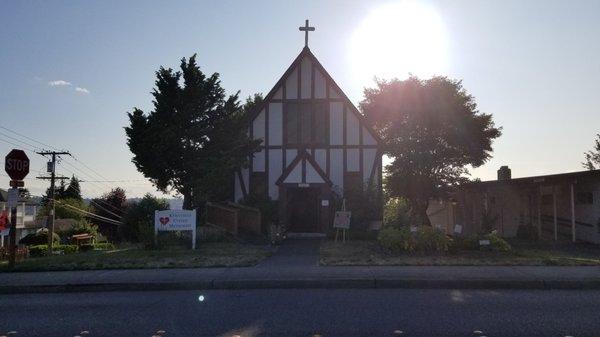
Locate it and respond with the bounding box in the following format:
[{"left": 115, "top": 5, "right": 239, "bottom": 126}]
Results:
[{"left": 2, "top": 278, "right": 600, "bottom": 294}]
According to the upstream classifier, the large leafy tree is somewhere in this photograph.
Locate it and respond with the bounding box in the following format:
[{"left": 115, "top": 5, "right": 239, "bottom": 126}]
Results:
[
  {"left": 582, "top": 134, "right": 600, "bottom": 170},
  {"left": 360, "top": 76, "right": 502, "bottom": 226},
  {"left": 125, "top": 55, "right": 261, "bottom": 209}
]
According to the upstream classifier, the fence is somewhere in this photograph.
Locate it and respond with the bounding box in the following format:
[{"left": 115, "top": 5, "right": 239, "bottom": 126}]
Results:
[{"left": 206, "top": 202, "right": 261, "bottom": 235}]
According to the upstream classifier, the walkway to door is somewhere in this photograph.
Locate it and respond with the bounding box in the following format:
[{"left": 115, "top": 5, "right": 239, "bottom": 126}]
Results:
[{"left": 258, "top": 238, "right": 322, "bottom": 268}]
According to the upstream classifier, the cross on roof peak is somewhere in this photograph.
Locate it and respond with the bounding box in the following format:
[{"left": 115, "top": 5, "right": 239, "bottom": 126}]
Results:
[{"left": 299, "top": 19, "right": 315, "bottom": 47}]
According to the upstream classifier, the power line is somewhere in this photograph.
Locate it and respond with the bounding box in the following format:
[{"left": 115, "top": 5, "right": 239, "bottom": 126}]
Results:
[
  {"left": 0, "top": 125, "right": 60, "bottom": 151},
  {"left": 0, "top": 130, "right": 43, "bottom": 151},
  {"left": 56, "top": 161, "right": 126, "bottom": 215},
  {"left": 0, "top": 137, "right": 37, "bottom": 152},
  {"left": 80, "top": 179, "right": 147, "bottom": 183},
  {"left": 1, "top": 125, "right": 154, "bottom": 200},
  {"left": 53, "top": 199, "right": 123, "bottom": 226}
]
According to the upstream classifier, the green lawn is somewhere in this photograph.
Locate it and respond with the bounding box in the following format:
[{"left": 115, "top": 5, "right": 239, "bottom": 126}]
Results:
[
  {"left": 1, "top": 242, "right": 272, "bottom": 272},
  {"left": 320, "top": 240, "right": 600, "bottom": 266}
]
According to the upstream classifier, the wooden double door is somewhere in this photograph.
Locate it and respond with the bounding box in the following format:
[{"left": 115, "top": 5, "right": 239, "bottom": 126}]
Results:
[{"left": 286, "top": 187, "right": 320, "bottom": 233}]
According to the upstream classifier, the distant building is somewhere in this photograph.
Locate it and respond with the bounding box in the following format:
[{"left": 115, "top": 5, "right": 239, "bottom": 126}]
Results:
[
  {"left": 427, "top": 168, "right": 600, "bottom": 244},
  {"left": 0, "top": 189, "right": 41, "bottom": 247}
]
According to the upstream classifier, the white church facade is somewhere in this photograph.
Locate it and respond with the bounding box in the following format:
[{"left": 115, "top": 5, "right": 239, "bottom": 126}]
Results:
[{"left": 233, "top": 22, "right": 383, "bottom": 233}]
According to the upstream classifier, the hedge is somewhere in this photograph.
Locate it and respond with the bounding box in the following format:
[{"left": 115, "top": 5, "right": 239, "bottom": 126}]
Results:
[{"left": 29, "top": 244, "right": 79, "bottom": 257}]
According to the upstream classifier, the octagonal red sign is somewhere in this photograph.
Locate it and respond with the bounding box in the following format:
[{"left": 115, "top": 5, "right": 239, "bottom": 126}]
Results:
[{"left": 5, "top": 149, "right": 30, "bottom": 181}]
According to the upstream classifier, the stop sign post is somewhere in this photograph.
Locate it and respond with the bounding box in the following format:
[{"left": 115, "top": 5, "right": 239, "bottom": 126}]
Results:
[{"left": 4, "top": 149, "right": 29, "bottom": 268}]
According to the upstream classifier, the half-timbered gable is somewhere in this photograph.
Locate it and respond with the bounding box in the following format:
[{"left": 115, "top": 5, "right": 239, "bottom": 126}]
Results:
[{"left": 234, "top": 35, "right": 382, "bottom": 233}]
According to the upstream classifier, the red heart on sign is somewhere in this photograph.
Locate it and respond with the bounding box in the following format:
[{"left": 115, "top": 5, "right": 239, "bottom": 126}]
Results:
[{"left": 159, "top": 217, "right": 170, "bottom": 225}]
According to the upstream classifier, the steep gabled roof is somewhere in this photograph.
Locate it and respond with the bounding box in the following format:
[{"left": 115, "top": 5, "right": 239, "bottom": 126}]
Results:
[{"left": 248, "top": 46, "right": 382, "bottom": 145}]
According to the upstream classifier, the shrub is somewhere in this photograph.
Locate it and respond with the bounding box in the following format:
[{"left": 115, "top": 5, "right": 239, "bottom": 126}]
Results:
[
  {"left": 484, "top": 232, "right": 511, "bottom": 252},
  {"left": 121, "top": 194, "right": 169, "bottom": 243},
  {"left": 56, "top": 244, "right": 79, "bottom": 254},
  {"left": 450, "top": 232, "right": 511, "bottom": 253},
  {"left": 19, "top": 230, "right": 60, "bottom": 246},
  {"left": 62, "top": 220, "right": 99, "bottom": 240},
  {"left": 450, "top": 234, "right": 476, "bottom": 252},
  {"left": 29, "top": 245, "right": 48, "bottom": 257},
  {"left": 378, "top": 227, "right": 415, "bottom": 253},
  {"left": 79, "top": 244, "right": 95, "bottom": 252},
  {"left": 344, "top": 183, "right": 381, "bottom": 233},
  {"left": 383, "top": 197, "right": 411, "bottom": 228},
  {"left": 93, "top": 243, "right": 116, "bottom": 250},
  {"left": 197, "top": 226, "right": 227, "bottom": 243},
  {"left": 378, "top": 226, "right": 452, "bottom": 254},
  {"left": 415, "top": 226, "right": 452, "bottom": 253}
]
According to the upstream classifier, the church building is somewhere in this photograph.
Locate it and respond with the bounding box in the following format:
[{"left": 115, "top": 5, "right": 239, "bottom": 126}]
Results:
[{"left": 234, "top": 21, "right": 383, "bottom": 234}]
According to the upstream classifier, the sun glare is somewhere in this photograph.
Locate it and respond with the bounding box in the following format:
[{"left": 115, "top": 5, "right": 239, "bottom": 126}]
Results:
[{"left": 350, "top": 1, "right": 448, "bottom": 84}]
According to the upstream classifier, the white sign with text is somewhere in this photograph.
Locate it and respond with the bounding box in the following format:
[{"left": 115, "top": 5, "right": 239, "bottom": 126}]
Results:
[
  {"left": 154, "top": 209, "right": 197, "bottom": 249},
  {"left": 333, "top": 211, "right": 351, "bottom": 229}
]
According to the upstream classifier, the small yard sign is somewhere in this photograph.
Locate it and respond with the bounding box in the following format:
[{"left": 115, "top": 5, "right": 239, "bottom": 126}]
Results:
[
  {"left": 333, "top": 211, "right": 351, "bottom": 229},
  {"left": 453, "top": 224, "right": 463, "bottom": 234},
  {"left": 154, "top": 209, "right": 197, "bottom": 249}
]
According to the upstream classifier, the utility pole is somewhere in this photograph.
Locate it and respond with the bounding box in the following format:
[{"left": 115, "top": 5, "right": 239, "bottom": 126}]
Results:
[{"left": 36, "top": 150, "right": 71, "bottom": 254}]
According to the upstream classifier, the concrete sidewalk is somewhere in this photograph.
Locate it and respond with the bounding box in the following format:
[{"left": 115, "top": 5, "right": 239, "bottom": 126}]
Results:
[{"left": 2, "top": 265, "right": 600, "bottom": 294}]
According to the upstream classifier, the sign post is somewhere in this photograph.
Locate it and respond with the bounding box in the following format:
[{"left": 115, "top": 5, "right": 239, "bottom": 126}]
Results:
[
  {"left": 5, "top": 149, "right": 30, "bottom": 268},
  {"left": 333, "top": 199, "right": 351, "bottom": 243},
  {"left": 154, "top": 209, "right": 197, "bottom": 249}
]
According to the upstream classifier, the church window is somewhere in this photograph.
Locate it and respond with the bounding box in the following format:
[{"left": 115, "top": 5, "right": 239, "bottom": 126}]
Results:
[{"left": 284, "top": 102, "right": 328, "bottom": 146}]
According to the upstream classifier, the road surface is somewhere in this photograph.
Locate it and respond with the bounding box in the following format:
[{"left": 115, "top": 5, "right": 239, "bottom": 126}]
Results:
[{"left": 2, "top": 288, "right": 599, "bottom": 336}]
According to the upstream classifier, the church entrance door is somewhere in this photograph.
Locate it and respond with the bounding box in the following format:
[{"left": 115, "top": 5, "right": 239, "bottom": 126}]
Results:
[{"left": 287, "top": 187, "right": 320, "bottom": 233}]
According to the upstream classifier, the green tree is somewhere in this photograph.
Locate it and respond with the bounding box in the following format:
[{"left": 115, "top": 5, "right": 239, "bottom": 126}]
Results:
[
  {"left": 91, "top": 187, "right": 127, "bottom": 240},
  {"left": 125, "top": 55, "right": 261, "bottom": 209},
  {"left": 37, "top": 197, "right": 89, "bottom": 221},
  {"left": 62, "top": 176, "right": 82, "bottom": 200},
  {"left": 360, "top": 76, "right": 501, "bottom": 226},
  {"left": 583, "top": 134, "right": 600, "bottom": 170},
  {"left": 121, "top": 194, "right": 169, "bottom": 243},
  {"left": 41, "top": 180, "right": 66, "bottom": 206},
  {"left": 91, "top": 187, "right": 127, "bottom": 220}
]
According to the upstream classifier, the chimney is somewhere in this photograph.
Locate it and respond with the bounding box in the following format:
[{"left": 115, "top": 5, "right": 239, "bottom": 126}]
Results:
[{"left": 497, "top": 166, "right": 511, "bottom": 181}]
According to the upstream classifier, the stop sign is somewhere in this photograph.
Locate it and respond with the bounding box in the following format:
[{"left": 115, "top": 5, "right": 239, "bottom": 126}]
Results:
[{"left": 5, "top": 149, "right": 30, "bottom": 181}]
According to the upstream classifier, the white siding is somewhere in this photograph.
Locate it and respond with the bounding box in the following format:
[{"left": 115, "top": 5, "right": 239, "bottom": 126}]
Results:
[
  {"left": 314, "top": 149, "right": 326, "bottom": 172},
  {"left": 301, "top": 57, "right": 312, "bottom": 99},
  {"left": 268, "top": 149, "right": 282, "bottom": 199},
  {"left": 329, "top": 85, "right": 340, "bottom": 98},
  {"left": 347, "top": 149, "right": 360, "bottom": 172},
  {"left": 268, "top": 103, "right": 282, "bottom": 146},
  {"left": 285, "top": 164, "right": 302, "bottom": 183},
  {"left": 285, "top": 67, "right": 298, "bottom": 99},
  {"left": 362, "top": 127, "right": 377, "bottom": 145},
  {"left": 253, "top": 150, "right": 265, "bottom": 172},
  {"left": 306, "top": 162, "right": 325, "bottom": 183},
  {"left": 329, "top": 102, "right": 344, "bottom": 145},
  {"left": 234, "top": 167, "right": 249, "bottom": 202},
  {"left": 330, "top": 149, "right": 344, "bottom": 191},
  {"left": 273, "top": 86, "right": 283, "bottom": 99},
  {"left": 314, "top": 68, "right": 326, "bottom": 98},
  {"left": 286, "top": 149, "right": 297, "bottom": 166},
  {"left": 363, "top": 149, "right": 377, "bottom": 183},
  {"left": 253, "top": 110, "right": 265, "bottom": 142},
  {"left": 346, "top": 111, "right": 360, "bottom": 145},
  {"left": 234, "top": 173, "right": 243, "bottom": 202}
]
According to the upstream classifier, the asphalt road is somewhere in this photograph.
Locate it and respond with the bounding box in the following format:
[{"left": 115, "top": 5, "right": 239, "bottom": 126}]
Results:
[{"left": 2, "top": 289, "right": 599, "bottom": 337}]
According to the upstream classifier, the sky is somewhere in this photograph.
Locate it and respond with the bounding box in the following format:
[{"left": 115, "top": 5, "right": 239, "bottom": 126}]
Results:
[{"left": 1, "top": 0, "right": 599, "bottom": 198}]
